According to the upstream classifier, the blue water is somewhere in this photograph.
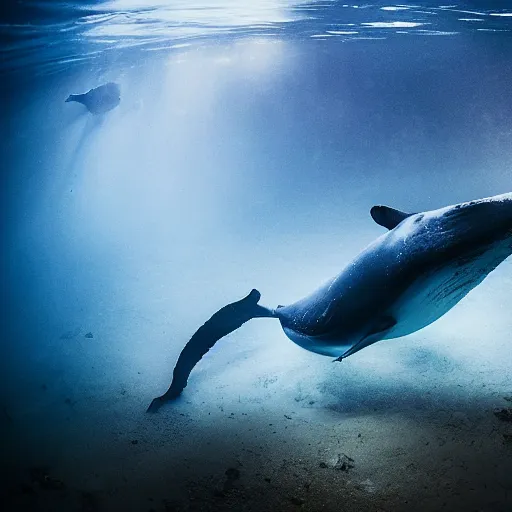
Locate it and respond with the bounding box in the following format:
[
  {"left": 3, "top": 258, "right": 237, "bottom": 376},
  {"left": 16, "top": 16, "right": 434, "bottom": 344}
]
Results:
[
  {"left": 2, "top": 1, "right": 512, "bottom": 75},
  {"left": 2, "top": 2, "right": 512, "bottom": 511}
]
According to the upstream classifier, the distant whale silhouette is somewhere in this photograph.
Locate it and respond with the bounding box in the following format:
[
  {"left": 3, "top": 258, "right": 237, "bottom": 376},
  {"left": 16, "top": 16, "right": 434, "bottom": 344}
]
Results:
[
  {"left": 147, "top": 193, "right": 512, "bottom": 412},
  {"left": 65, "top": 82, "right": 120, "bottom": 114}
]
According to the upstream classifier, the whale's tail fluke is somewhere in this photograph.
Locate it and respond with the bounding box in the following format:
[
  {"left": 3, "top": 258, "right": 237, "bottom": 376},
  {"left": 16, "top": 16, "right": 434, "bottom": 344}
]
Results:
[{"left": 147, "top": 289, "right": 276, "bottom": 413}]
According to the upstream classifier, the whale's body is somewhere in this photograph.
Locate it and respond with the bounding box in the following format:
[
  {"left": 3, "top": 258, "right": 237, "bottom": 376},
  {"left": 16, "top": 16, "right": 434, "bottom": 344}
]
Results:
[
  {"left": 148, "top": 192, "right": 512, "bottom": 409},
  {"left": 65, "top": 82, "right": 120, "bottom": 114},
  {"left": 276, "top": 193, "right": 512, "bottom": 359}
]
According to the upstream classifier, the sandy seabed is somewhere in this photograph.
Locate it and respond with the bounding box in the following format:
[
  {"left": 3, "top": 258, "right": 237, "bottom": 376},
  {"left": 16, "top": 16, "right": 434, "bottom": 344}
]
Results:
[{"left": 3, "top": 271, "right": 512, "bottom": 512}]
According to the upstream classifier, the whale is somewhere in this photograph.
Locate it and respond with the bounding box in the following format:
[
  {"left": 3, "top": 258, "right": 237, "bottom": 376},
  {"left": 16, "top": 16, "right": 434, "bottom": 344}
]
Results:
[
  {"left": 147, "top": 192, "right": 512, "bottom": 411},
  {"left": 65, "top": 82, "right": 120, "bottom": 115}
]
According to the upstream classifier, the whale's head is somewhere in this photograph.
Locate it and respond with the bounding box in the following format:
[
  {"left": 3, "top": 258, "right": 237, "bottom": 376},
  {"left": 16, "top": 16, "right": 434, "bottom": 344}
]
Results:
[
  {"left": 425, "top": 193, "right": 512, "bottom": 247},
  {"left": 378, "top": 193, "right": 512, "bottom": 265}
]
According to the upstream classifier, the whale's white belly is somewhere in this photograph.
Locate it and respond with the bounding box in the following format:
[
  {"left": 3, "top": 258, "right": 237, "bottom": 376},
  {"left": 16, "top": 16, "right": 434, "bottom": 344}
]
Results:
[
  {"left": 281, "top": 326, "right": 351, "bottom": 357},
  {"left": 386, "top": 241, "right": 511, "bottom": 340}
]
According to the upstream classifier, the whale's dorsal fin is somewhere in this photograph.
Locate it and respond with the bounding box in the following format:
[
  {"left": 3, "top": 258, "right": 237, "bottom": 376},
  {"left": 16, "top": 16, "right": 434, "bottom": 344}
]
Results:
[{"left": 370, "top": 205, "right": 413, "bottom": 230}]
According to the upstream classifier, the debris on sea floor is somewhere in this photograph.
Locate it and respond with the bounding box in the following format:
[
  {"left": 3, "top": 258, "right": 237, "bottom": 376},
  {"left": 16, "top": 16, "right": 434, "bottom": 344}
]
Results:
[
  {"left": 334, "top": 454, "right": 355, "bottom": 472},
  {"left": 29, "top": 467, "right": 66, "bottom": 490},
  {"left": 494, "top": 408, "right": 512, "bottom": 422},
  {"left": 289, "top": 496, "right": 305, "bottom": 506},
  {"left": 214, "top": 467, "right": 241, "bottom": 497}
]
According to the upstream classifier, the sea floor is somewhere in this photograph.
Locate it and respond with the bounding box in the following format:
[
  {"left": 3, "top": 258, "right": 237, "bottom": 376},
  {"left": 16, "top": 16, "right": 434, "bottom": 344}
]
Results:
[{"left": 3, "top": 283, "right": 512, "bottom": 512}]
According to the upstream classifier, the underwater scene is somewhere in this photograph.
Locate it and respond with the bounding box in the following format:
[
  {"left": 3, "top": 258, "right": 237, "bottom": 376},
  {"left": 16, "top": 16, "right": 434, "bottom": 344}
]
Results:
[{"left": 2, "top": 1, "right": 512, "bottom": 511}]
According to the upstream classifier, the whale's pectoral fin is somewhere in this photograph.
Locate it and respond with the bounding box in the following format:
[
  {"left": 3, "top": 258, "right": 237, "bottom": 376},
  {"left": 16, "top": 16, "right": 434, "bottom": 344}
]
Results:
[
  {"left": 370, "top": 205, "right": 413, "bottom": 230},
  {"left": 333, "top": 315, "right": 397, "bottom": 362},
  {"left": 368, "top": 315, "right": 397, "bottom": 336},
  {"left": 147, "top": 289, "right": 276, "bottom": 412}
]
